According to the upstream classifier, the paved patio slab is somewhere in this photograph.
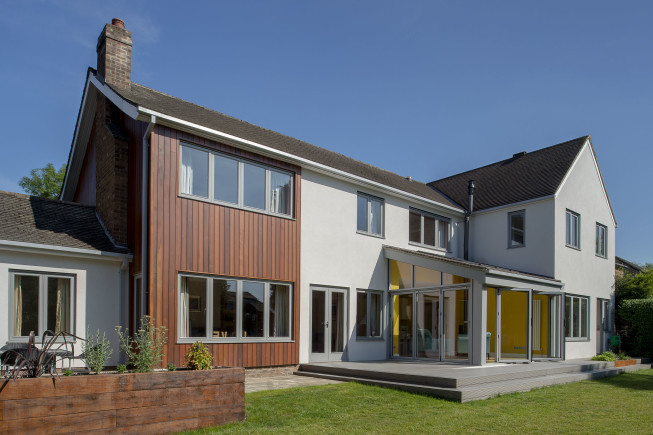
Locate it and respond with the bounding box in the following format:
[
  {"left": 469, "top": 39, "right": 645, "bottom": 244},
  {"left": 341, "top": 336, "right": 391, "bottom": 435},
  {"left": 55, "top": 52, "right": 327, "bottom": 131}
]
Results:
[{"left": 245, "top": 374, "right": 343, "bottom": 393}]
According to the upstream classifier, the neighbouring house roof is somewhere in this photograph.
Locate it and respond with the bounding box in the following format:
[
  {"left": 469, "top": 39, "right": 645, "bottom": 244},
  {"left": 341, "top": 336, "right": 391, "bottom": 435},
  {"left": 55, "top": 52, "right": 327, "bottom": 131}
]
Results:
[
  {"left": 428, "top": 136, "right": 589, "bottom": 211},
  {"left": 615, "top": 256, "right": 642, "bottom": 274},
  {"left": 99, "top": 73, "right": 459, "bottom": 210},
  {"left": 384, "top": 245, "right": 561, "bottom": 284},
  {"left": 0, "top": 191, "right": 130, "bottom": 255}
]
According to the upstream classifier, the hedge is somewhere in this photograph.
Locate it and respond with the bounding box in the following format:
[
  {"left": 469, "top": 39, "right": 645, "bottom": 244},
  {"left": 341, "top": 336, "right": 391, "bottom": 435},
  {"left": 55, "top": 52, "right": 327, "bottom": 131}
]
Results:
[{"left": 617, "top": 299, "right": 653, "bottom": 358}]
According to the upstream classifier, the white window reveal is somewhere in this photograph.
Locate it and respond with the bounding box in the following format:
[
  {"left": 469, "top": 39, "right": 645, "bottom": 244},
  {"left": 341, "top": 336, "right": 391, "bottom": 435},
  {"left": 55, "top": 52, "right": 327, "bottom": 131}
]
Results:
[
  {"left": 356, "top": 290, "right": 383, "bottom": 339},
  {"left": 565, "top": 295, "right": 588, "bottom": 340},
  {"left": 179, "top": 274, "right": 292, "bottom": 341},
  {"left": 566, "top": 209, "right": 580, "bottom": 249},
  {"left": 179, "top": 143, "right": 294, "bottom": 217},
  {"left": 409, "top": 208, "right": 450, "bottom": 250},
  {"left": 596, "top": 223, "right": 607, "bottom": 258},
  {"left": 11, "top": 272, "right": 74, "bottom": 338},
  {"left": 508, "top": 210, "right": 525, "bottom": 248},
  {"left": 357, "top": 192, "right": 384, "bottom": 237}
]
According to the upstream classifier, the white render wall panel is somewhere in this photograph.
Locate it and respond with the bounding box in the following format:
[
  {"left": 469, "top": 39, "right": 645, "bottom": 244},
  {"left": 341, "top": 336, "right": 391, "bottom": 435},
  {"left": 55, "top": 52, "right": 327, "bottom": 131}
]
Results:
[
  {"left": 0, "top": 249, "right": 124, "bottom": 366},
  {"left": 555, "top": 144, "right": 616, "bottom": 359},
  {"left": 300, "top": 169, "right": 462, "bottom": 363}
]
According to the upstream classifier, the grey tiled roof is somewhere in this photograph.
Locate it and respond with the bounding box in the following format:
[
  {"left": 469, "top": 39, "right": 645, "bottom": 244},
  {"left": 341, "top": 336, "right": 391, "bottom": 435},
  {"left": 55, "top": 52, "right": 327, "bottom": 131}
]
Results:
[
  {"left": 0, "top": 191, "right": 130, "bottom": 255},
  {"left": 429, "top": 136, "right": 589, "bottom": 211},
  {"left": 104, "top": 75, "right": 460, "bottom": 210}
]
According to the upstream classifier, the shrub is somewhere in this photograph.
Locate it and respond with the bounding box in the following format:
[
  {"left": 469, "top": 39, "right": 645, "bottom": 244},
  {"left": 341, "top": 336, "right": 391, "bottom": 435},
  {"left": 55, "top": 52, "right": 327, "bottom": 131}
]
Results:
[
  {"left": 81, "top": 328, "right": 113, "bottom": 374},
  {"left": 167, "top": 362, "right": 177, "bottom": 371},
  {"left": 618, "top": 299, "right": 653, "bottom": 358},
  {"left": 592, "top": 351, "right": 617, "bottom": 361},
  {"left": 62, "top": 369, "right": 74, "bottom": 376},
  {"left": 115, "top": 316, "right": 168, "bottom": 373},
  {"left": 116, "top": 364, "right": 127, "bottom": 374},
  {"left": 616, "top": 351, "right": 630, "bottom": 360},
  {"left": 185, "top": 342, "right": 213, "bottom": 370}
]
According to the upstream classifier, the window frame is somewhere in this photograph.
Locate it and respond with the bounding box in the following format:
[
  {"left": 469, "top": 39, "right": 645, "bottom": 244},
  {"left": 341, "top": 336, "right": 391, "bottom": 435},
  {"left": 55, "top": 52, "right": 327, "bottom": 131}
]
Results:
[
  {"left": 356, "top": 192, "right": 384, "bottom": 238},
  {"left": 8, "top": 270, "right": 76, "bottom": 342},
  {"left": 408, "top": 208, "right": 451, "bottom": 251},
  {"left": 508, "top": 210, "right": 525, "bottom": 248},
  {"left": 177, "top": 273, "right": 293, "bottom": 343},
  {"left": 565, "top": 209, "right": 581, "bottom": 250},
  {"left": 179, "top": 142, "right": 295, "bottom": 218},
  {"left": 565, "top": 294, "right": 589, "bottom": 341},
  {"left": 595, "top": 222, "right": 607, "bottom": 258},
  {"left": 355, "top": 289, "right": 384, "bottom": 340}
]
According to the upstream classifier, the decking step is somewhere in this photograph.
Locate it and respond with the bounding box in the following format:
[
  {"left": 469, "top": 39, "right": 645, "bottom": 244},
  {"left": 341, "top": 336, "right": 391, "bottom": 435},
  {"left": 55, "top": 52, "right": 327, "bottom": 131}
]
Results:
[{"left": 295, "top": 363, "right": 651, "bottom": 403}]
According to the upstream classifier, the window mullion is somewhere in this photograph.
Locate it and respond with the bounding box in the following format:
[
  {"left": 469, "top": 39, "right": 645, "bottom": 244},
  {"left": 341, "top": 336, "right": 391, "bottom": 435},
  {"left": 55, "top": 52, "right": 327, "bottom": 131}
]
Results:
[
  {"left": 237, "top": 281, "right": 242, "bottom": 339},
  {"left": 208, "top": 152, "right": 214, "bottom": 201},
  {"left": 265, "top": 169, "right": 271, "bottom": 214},
  {"left": 264, "top": 283, "right": 269, "bottom": 339},
  {"left": 206, "top": 278, "right": 212, "bottom": 340},
  {"left": 238, "top": 161, "right": 244, "bottom": 207}
]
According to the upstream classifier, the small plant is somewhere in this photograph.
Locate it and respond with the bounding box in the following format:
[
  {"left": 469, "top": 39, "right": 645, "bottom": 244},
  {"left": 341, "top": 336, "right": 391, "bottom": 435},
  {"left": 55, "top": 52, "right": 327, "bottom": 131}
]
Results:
[
  {"left": 185, "top": 341, "right": 213, "bottom": 370},
  {"left": 62, "top": 369, "right": 74, "bottom": 376},
  {"left": 167, "top": 362, "right": 177, "bottom": 371},
  {"left": 115, "top": 315, "right": 167, "bottom": 373},
  {"left": 81, "top": 327, "right": 113, "bottom": 374},
  {"left": 616, "top": 351, "right": 630, "bottom": 360},
  {"left": 116, "top": 364, "right": 127, "bottom": 374},
  {"left": 592, "top": 351, "right": 617, "bottom": 361}
]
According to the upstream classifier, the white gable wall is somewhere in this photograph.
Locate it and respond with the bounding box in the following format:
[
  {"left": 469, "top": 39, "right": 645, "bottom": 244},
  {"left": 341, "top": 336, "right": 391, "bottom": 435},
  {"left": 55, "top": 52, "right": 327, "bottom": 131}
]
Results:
[
  {"left": 299, "top": 168, "right": 463, "bottom": 363},
  {"left": 555, "top": 144, "right": 616, "bottom": 359}
]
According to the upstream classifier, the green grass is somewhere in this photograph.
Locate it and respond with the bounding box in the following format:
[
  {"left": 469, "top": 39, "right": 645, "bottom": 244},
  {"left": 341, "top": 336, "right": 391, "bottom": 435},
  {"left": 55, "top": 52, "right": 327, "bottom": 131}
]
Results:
[{"left": 187, "top": 369, "right": 653, "bottom": 434}]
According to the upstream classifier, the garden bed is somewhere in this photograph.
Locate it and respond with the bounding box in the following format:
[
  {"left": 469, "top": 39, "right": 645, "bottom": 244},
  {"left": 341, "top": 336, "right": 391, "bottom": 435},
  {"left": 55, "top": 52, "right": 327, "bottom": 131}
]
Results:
[
  {"left": 614, "top": 359, "right": 637, "bottom": 367},
  {"left": 0, "top": 367, "right": 244, "bottom": 434}
]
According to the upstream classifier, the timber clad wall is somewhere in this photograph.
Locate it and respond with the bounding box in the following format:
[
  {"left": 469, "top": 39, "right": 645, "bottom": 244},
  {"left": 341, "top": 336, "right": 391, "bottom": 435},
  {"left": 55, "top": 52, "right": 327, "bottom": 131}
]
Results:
[{"left": 148, "top": 126, "right": 301, "bottom": 368}]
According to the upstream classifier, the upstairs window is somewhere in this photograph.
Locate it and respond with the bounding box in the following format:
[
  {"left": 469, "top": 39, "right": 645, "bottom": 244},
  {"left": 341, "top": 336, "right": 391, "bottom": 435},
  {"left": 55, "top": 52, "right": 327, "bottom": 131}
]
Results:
[
  {"left": 179, "top": 143, "right": 294, "bottom": 217},
  {"left": 566, "top": 210, "right": 580, "bottom": 249},
  {"left": 357, "top": 193, "right": 384, "bottom": 237},
  {"left": 508, "top": 210, "right": 525, "bottom": 248},
  {"left": 596, "top": 223, "right": 607, "bottom": 258},
  {"left": 409, "top": 208, "right": 450, "bottom": 250}
]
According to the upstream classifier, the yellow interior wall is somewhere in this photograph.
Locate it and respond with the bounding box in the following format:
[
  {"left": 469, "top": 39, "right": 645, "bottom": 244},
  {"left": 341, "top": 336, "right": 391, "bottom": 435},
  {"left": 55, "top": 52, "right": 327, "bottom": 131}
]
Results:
[
  {"left": 392, "top": 295, "right": 399, "bottom": 355},
  {"left": 532, "top": 294, "right": 550, "bottom": 356},
  {"left": 486, "top": 288, "right": 496, "bottom": 355},
  {"left": 500, "top": 291, "right": 528, "bottom": 356}
]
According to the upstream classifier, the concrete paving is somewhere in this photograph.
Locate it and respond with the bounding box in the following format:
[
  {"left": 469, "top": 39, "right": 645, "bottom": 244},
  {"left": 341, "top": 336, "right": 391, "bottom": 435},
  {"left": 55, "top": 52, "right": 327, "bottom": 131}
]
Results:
[{"left": 245, "top": 374, "right": 343, "bottom": 393}]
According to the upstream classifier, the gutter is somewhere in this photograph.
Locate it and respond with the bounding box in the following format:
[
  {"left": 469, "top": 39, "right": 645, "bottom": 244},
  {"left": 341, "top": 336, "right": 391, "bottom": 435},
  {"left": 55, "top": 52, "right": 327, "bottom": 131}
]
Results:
[
  {"left": 141, "top": 116, "right": 156, "bottom": 315},
  {"left": 0, "top": 239, "right": 132, "bottom": 260}
]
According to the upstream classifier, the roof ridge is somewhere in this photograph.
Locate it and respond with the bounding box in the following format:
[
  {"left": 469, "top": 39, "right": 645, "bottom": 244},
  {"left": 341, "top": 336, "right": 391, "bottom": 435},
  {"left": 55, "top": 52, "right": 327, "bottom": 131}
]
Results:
[
  {"left": 430, "top": 135, "right": 589, "bottom": 184},
  {"left": 0, "top": 190, "right": 96, "bottom": 209}
]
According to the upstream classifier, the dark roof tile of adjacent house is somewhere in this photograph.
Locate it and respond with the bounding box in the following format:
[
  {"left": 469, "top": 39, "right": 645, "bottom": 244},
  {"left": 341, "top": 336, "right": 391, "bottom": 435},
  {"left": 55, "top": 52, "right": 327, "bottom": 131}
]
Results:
[
  {"left": 104, "top": 75, "right": 460, "bottom": 210},
  {"left": 0, "top": 191, "right": 130, "bottom": 255},
  {"left": 428, "top": 136, "right": 589, "bottom": 211}
]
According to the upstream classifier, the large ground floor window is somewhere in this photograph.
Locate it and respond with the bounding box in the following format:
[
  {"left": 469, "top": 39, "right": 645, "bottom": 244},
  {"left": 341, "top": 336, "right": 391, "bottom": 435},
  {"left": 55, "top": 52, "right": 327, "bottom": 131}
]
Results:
[
  {"left": 179, "top": 274, "right": 292, "bottom": 342},
  {"left": 565, "top": 294, "right": 589, "bottom": 340},
  {"left": 11, "top": 271, "right": 74, "bottom": 338},
  {"left": 356, "top": 290, "right": 383, "bottom": 339}
]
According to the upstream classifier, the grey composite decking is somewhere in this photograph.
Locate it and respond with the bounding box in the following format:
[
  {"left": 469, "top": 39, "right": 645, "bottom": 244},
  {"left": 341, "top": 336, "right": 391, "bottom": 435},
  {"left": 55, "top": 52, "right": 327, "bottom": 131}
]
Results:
[{"left": 296, "top": 359, "right": 651, "bottom": 402}]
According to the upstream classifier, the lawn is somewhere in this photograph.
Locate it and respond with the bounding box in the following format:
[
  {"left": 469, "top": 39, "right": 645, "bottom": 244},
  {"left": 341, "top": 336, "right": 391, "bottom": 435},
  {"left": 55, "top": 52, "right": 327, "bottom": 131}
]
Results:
[{"left": 187, "top": 369, "right": 653, "bottom": 434}]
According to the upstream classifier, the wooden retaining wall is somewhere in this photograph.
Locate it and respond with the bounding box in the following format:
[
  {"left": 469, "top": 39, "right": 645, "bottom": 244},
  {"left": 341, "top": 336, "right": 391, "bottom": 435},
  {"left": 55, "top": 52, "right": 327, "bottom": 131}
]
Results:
[{"left": 0, "top": 367, "right": 244, "bottom": 434}]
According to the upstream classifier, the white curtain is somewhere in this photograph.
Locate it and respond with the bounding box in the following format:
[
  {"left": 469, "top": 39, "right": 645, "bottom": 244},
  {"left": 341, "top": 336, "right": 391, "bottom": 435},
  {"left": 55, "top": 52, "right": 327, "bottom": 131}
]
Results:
[
  {"left": 54, "top": 279, "right": 70, "bottom": 334},
  {"left": 180, "top": 149, "right": 194, "bottom": 195},
  {"left": 14, "top": 276, "right": 22, "bottom": 335},
  {"left": 180, "top": 280, "right": 189, "bottom": 337},
  {"left": 273, "top": 287, "right": 289, "bottom": 337}
]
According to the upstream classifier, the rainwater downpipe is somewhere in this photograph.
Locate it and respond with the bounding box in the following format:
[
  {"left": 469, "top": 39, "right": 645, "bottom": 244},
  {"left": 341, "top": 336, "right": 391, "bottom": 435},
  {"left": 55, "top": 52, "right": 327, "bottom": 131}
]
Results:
[
  {"left": 141, "top": 116, "right": 156, "bottom": 318},
  {"left": 464, "top": 180, "right": 475, "bottom": 261}
]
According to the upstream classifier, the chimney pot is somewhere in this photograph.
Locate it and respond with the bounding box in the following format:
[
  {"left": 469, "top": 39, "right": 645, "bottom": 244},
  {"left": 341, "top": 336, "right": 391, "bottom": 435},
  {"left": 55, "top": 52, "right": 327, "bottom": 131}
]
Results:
[{"left": 112, "top": 18, "right": 125, "bottom": 28}]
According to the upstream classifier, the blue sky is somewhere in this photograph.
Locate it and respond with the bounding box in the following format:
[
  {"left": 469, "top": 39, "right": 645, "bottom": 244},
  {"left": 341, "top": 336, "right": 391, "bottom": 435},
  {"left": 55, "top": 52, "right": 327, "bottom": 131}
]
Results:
[{"left": 1, "top": 1, "right": 651, "bottom": 264}]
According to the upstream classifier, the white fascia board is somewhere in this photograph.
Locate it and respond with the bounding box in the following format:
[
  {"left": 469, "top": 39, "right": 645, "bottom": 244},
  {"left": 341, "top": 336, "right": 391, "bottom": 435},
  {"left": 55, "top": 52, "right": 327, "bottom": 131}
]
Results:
[
  {"left": 471, "top": 195, "right": 555, "bottom": 216},
  {"left": 137, "top": 107, "right": 464, "bottom": 216},
  {"left": 0, "top": 240, "right": 132, "bottom": 261},
  {"left": 61, "top": 76, "right": 92, "bottom": 199},
  {"left": 555, "top": 138, "right": 616, "bottom": 227}
]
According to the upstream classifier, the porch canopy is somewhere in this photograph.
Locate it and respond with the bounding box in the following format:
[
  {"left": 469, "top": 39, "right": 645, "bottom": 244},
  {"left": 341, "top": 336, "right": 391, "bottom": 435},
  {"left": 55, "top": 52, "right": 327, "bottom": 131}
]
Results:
[{"left": 383, "top": 246, "right": 563, "bottom": 365}]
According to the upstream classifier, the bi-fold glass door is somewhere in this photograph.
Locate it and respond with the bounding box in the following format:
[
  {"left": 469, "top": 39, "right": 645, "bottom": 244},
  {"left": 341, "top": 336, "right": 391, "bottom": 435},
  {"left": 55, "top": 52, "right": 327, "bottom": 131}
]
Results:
[{"left": 393, "top": 287, "right": 470, "bottom": 362}]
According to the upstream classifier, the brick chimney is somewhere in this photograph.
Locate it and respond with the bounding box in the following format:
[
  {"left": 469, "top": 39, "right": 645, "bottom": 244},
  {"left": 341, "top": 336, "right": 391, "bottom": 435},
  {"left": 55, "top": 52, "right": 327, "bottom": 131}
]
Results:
[{"left": 96, "top": 18, "right": 132, "bottom": 88}]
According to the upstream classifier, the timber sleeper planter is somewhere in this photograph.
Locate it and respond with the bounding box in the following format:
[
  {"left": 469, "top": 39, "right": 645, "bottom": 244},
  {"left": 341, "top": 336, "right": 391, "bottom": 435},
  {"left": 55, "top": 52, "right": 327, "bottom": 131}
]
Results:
[
  {"left": 0, "top": 367, "right": 244, "bottom": 434},
  {"left": 614, "top": 359, "right": 637, "bottom": 368}
]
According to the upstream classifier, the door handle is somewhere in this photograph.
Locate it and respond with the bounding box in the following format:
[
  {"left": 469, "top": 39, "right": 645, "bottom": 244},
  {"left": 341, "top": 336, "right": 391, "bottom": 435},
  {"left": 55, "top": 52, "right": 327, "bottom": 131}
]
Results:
[{"left": 322, "top": 322, "right": 329, "bottom": 327}]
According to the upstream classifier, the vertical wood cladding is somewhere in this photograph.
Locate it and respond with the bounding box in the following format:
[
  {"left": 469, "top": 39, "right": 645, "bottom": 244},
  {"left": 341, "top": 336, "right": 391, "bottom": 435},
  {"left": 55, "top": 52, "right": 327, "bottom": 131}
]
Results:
[{"left": 148, "top": 126, "right": 301, "bottom": 368}]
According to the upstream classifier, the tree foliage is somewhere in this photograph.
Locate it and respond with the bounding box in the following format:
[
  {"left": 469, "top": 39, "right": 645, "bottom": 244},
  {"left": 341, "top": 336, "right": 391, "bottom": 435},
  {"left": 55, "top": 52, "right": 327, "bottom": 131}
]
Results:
[
  {"left": 18, "top": 163, "right": 66, "bottom": 199},
  {"left": 616, "top": 265, "right": 653, "bottom": 304}
]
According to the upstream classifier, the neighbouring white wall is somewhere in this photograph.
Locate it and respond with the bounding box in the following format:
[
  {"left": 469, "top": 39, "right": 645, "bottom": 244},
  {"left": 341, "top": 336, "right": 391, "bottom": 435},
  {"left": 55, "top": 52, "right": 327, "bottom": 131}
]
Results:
[
  {"left": 469, "top": 199, "right": 556, "bottom": 278},
  {"left": 0, "top": 249, "right": 126, "bottom": 367},
  {"left": 300, "top": 169, "right": 463, "bottom": 363},
  {"left": 555, "top": 144, "right": 616, "bottom": 359}
]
